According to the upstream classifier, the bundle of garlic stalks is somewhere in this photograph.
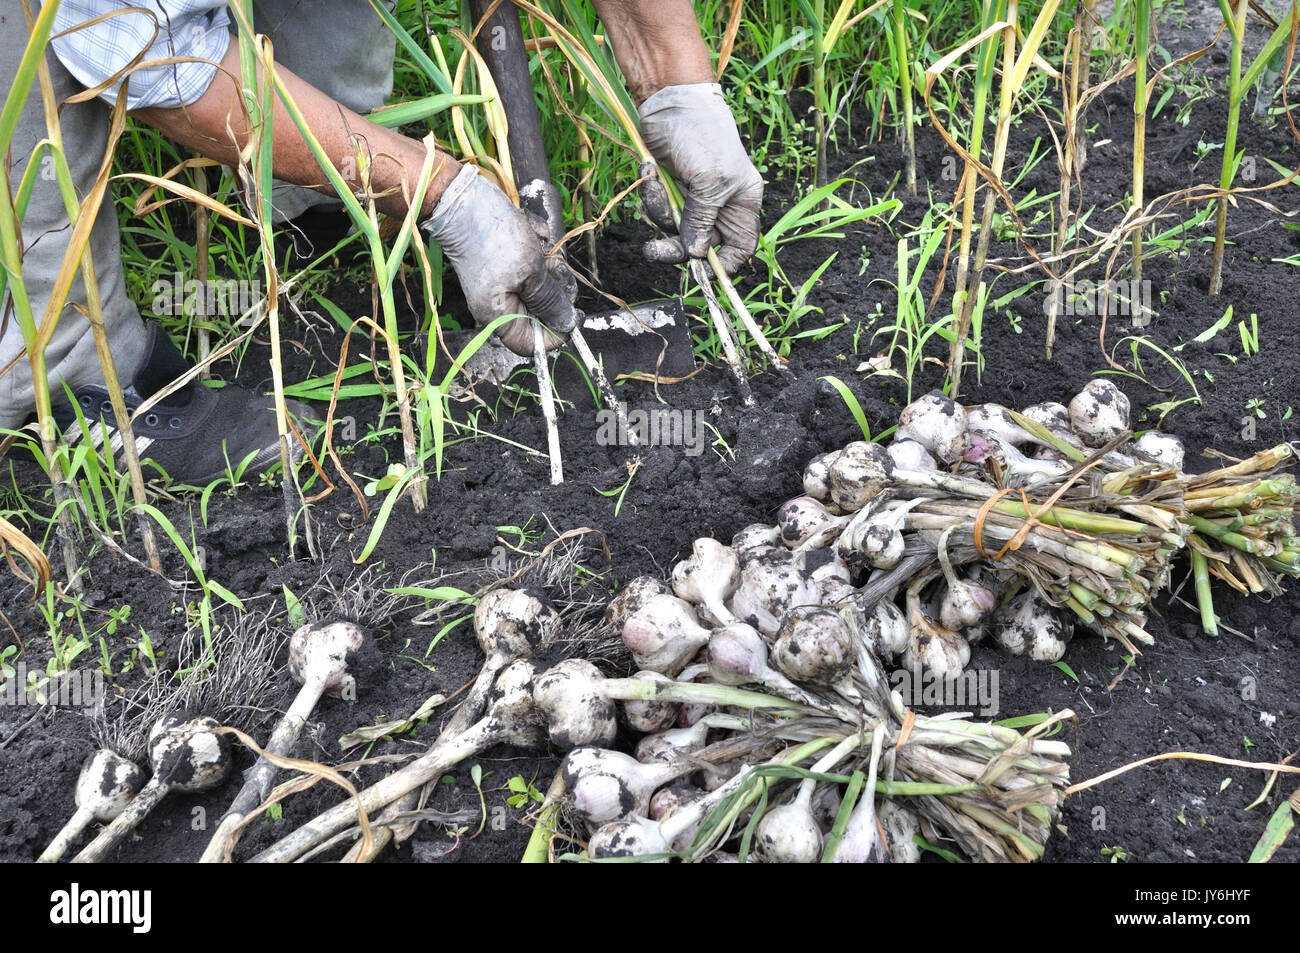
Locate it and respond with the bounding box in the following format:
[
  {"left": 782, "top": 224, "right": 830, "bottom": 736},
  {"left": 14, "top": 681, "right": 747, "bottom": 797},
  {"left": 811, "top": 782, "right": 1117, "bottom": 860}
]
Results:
[
  {"left": 247, "top": 582, "right": 1072, "bottom": 864},
  {"left": 1182, "top": 445, "right": 1299, "bottom": 637},
  {"left": 566, "top": 578, "right": 1074, "bottom": 863},
  {"left": 788, "top": 383, "right": 1296, "bottom": 669}
]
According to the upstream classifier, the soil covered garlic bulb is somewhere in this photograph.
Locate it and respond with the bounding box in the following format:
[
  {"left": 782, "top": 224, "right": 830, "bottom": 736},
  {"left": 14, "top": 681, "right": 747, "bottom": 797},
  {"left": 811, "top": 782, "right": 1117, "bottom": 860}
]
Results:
[
  {"left": 484, "top": 660, "right": 547, "bottom": 748},
  {"left": 563, "top": 747, "right": 695, "bottom": 828},
  {"left": 532, "top": 659, "right": 618, "bottom": 750},
  {"left": 620, "top": 670, "right": 680, "bottom": 734},
  {"left": 475, "top": 588, "right": 561, "bottom": 664},
  {"left": 802, "top": 451, "right": 840, "bottom": 502},
  {"left": 729, "top": 561, "right": 821, "bottom": 637},
  {"left": 772, "top": 608, "right": 854, "bottom": 687},
  {"left": 732, "top": 523, "right": 781, "bottom": 555},
  {"left": 827, "top": 441, "right": 894, "bottom": 512},
  {"left": 289, "top": 620, "right": 366, "bottom": 699},
  {"left": 1068, "top": 379, "right": 1130, "bottom": 447},
  {"left": 777, "top": 497, "right": 836, "bottom": 548},
  {"left": 863, "top": 599, "right": 910, "bottom": 660},
  {"left": 605, "top": 577, "right": 670, "bottom": 633},
  {"left": 896, "top": 391, "right": 969, "bottom": 465},
  {"left": 996, "top": 592, "right": 1075, "bottom": 662},
  {"left": 887, "top": 439, "right": 935, "bottom": 472},
  {"left": 1021, "top": 401, "right": 1070, "bottom": 432},
  {"left": 1133, "top": 431, "right": 1185, "bottom": 471},
  {"left": 37, "top": 750, "right": 146, "bottom": 863}
]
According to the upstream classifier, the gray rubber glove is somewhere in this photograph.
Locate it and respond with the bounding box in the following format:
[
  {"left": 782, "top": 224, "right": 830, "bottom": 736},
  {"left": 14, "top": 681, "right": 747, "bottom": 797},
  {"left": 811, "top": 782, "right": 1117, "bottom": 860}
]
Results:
[
  {"left": 638, "top": 83, "right": 764, "bottom": 275},
  {"left": 422, "top": 165, "right": 578, "bottom": 356}
]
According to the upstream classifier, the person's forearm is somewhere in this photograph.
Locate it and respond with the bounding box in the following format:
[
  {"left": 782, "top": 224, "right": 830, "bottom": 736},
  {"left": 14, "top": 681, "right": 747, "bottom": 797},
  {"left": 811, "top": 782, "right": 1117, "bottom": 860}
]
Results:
[
  {"left": 133, "top": 42, "right": 461, "bottom": 220},
  {"left": 590, "top": 0, "right": 713, "bottom": 105}
]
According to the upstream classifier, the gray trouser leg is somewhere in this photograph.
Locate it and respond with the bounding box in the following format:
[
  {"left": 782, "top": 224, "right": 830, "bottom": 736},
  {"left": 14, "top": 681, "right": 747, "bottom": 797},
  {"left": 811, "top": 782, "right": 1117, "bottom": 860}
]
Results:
[
  {"left": 0, "top": 1, "right": 148, "bottom": 430},
  {"left": 251, "top": 0, "right": 398, "bottom": 221}
]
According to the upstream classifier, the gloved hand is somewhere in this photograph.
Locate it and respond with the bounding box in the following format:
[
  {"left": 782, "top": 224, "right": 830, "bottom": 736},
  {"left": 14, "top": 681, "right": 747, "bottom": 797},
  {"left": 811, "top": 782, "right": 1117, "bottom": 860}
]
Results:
[
  {"left": 638, "top": 83, "right": 764, "bottom": 275},
  {"left": 422, "top": 165, "right": 578, "bottom": 356}
]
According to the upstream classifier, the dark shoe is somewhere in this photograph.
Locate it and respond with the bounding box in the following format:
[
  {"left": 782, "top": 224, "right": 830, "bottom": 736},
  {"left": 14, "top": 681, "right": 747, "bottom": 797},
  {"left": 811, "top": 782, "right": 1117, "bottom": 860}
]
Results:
[{"left": 53, "top": 324, "right": 311, "bottom": 485}]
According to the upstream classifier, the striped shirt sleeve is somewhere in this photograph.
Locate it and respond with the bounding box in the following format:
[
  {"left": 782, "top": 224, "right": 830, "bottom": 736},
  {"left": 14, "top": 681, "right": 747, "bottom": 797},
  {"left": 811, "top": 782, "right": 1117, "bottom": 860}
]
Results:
[{"left": 50, "top": 0, "right": 231, "bottom": 110}]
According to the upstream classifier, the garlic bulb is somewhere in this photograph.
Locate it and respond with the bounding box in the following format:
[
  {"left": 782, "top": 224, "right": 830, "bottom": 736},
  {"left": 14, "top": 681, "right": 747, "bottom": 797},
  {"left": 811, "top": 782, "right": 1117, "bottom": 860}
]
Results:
[
  {"left": 838, "top": 498, "right": 924, "bottom": 571},
  {"left": 634, "top": 717, "right": 713, "bottom": 764},
  {"left": 620, "top": 670, "right": 680, "bottom": 734},
  {"left": 1133, "top": 431, "right": 1185, "bottom": 471},
  {"left": 732, "top": 523, "right": 781, "bottom": 555},
  {"left": 563, "top": 747, "right": 695, "bottom": 827},
  {"left": 1068, "top": 379, "right": 1130, "bottom": 447},
  {"left": 896, "top": 390, "right": 969, "bottom": 465},
  {"left": 753, "top": 798, "right": 823, "bottom": 864},
  {"left": 728, "top": 561, "right": 821, "bottom": 637},
  {"left": 38, "top": 750, "right": 146, "bottom": 863},
  {"left": 904, "top": 617, "right": 970, "bottom": 681},
  {"left": 903, "top": 574, "right": 970, "bottom": 680},
  {"left": 863, "top": 598, "right": 910, "bottom": 660},
  {"left": 777, "top": 497, "right": 836, "bottom": 548},
  {"left": 827, "top": 441, "right": 894, "bottom": 512},
  {"left": 649, "top": 785, "right": 708, "bottom": 851},
  {"left": 622, "top": 594, "right": 712, "bottom": 675},
  {"left": 1021, "top": 401, "right": 1070, "bottom": 431},
  {"left": 531, "top": 659, "right": 618, "bottom": 750},
  {"left": 967, "top": 403, "right": 1031, "bottom": 447},
  {"left": 935, "top": 525, "right": 997, "bottom": 631},
  {"left": 475, "top": 588, "right": 561, "bottom": 666},
  {"left": 879, "top": 799, "right": 922, "bottom": 863},
  {"left": 887, "top": 438, "right": 936, "bottom": 472},
  {"left": 605, "top": 576, "right": 669, "bottom": 633},
  {"left": 772, "top": 608, "right": 854, "bottom": 688},
  {"left": 996, "top": 591, "right": 1074, "bottom": 661},
  {"left": 586, "top": 814, "right": 675, "bottom": 861},
  {"left": 964, "top": 431, "right": 1069, "bottom": 483},
  {"left": 706, "top": 623, "right": 806, "bottom": 700},
  {"left": 672, "top": 538, "right": 740, "bottom": 626},
  {"left": 802, "top": 451, "right": 839, "bottom": 501}
]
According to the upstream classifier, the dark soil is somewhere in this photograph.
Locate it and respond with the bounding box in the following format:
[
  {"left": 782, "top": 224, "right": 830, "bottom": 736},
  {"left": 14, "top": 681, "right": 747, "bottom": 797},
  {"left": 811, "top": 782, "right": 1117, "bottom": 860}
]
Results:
[{"left": 2, "top": 16, "right": 1298, "bottom": 865}]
